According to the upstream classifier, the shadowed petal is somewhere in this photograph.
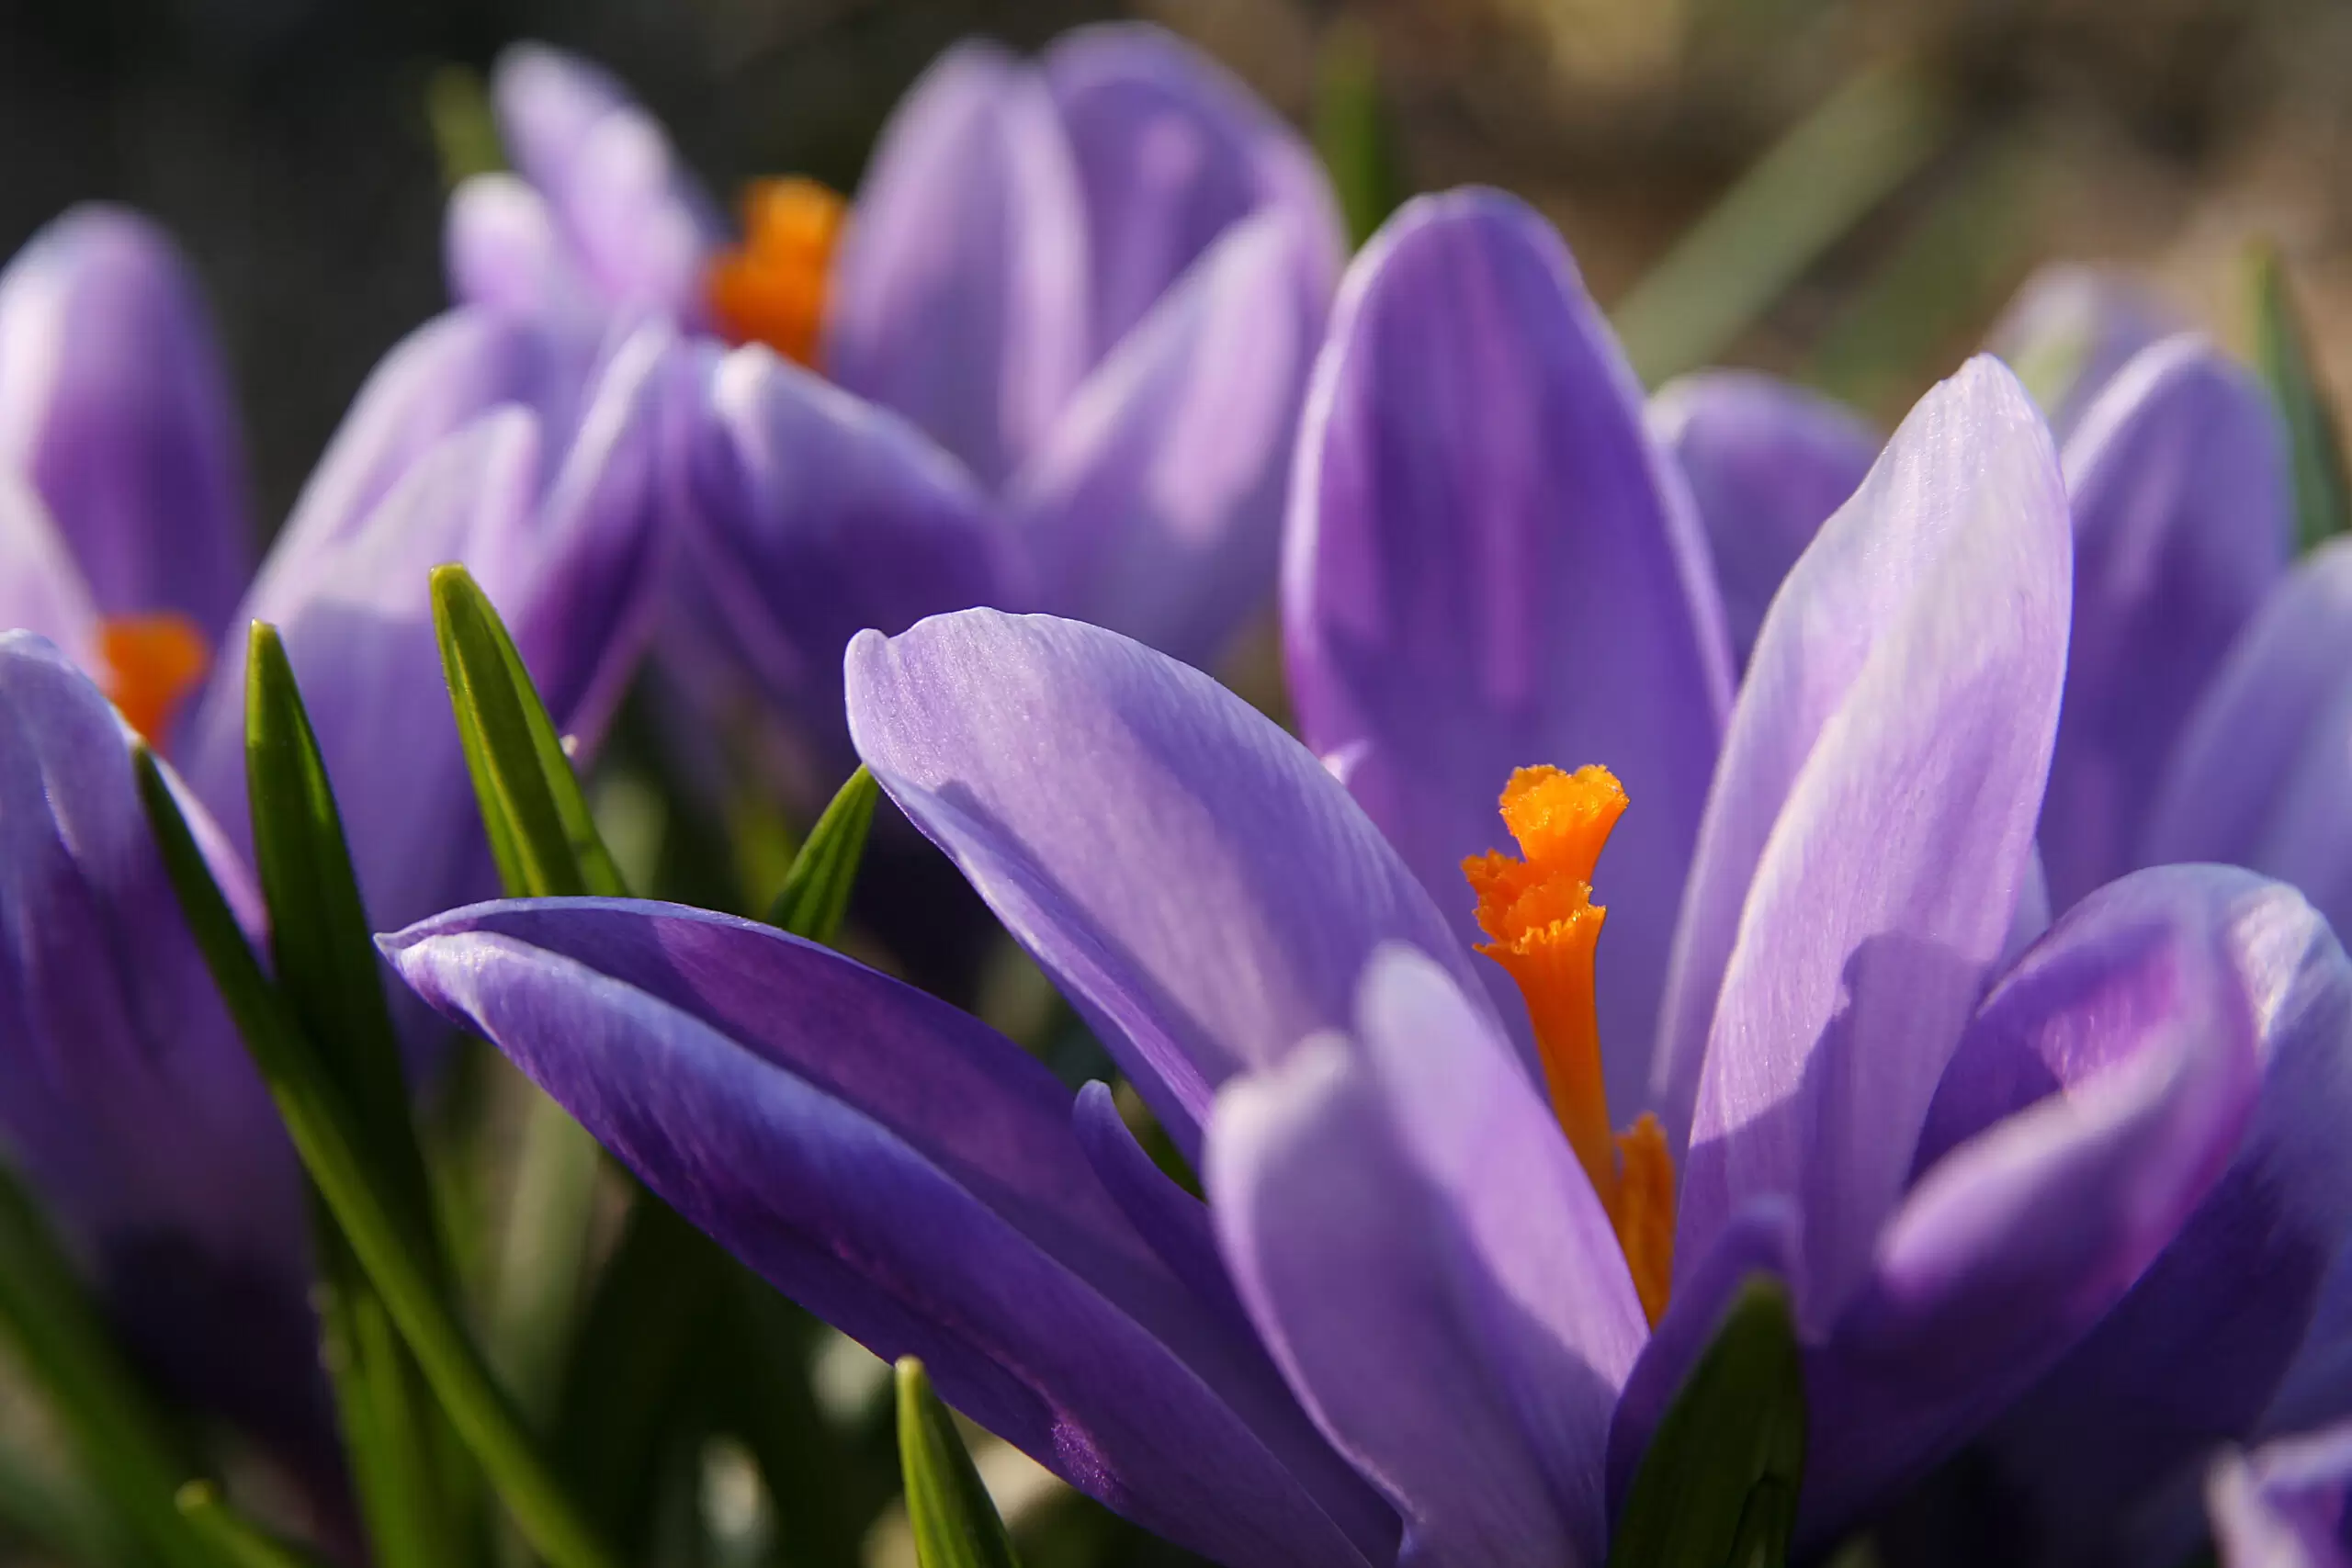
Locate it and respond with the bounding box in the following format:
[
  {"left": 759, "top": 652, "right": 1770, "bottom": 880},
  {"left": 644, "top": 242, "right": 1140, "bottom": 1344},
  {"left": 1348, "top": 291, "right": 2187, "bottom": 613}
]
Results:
[
  {"left": 1010, "top": 212, "right": 1312, "bottom": 671},
  {"left": 383, "top": 897, "right": 1394, "bottom": 1568},
  {"left": 826, "top": 43, "right": 1091, "bottom": 489},
  {"left": 1042, "top": 22, "right": 1342, "bottom": 357},
  {"left": 1646, "top": 370, "right": 1878, "bottom": 670},
  {"left": 1205, "top": 947, "right": 1642, "bottom": 1568},
  {"left": 1664, "top": 356, "right": 2070, "bottom": 1314},
  {"left": 0, "top": 205, "right": 249, "bottom": 634},
  {"left": 2210, "top": 1424, "right": 2352, "bottom": 1568},
  {"left": 1283, "top": 190, "right": 1731, "bottom": 1114},
  {"left": 2040, "top": 336, "right": 2290, "bottom": 908},
  {"left": 844, "top": 609, "right": 1482, "bottom": 1156}
]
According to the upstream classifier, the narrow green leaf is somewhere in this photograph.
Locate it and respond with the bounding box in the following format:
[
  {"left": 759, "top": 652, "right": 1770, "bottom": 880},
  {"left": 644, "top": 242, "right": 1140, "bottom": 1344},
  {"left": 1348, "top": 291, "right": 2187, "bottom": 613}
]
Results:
[
  {"left": 173, "top": 1484, "right": 330, "bottom": 1568},
  {"left": 488, "top": 1089, "right": 605, "bottom": 1420},
  {"left": 1313, "top": 22, "right": 1405, "bottom": 251},
  {"left": 431, "top": 562, "right": 626, "bottom": 898},
  {"left": 135, "top": 749, "right": 621, "bottom": 1568},
  {"left": 765, "top": 766, "right": 879, "bottom": 943},
  {"left": 896, "top": 1359, "right": 1021, "bottom": 1568},
  {"left": 424, "top": 64, "right": 504, "bottom": 190},
  {"left": 1611, "top": 60, "right": 1951, "bottom": 387},
  {"left": 1608, "top": 1276, "right": 1806, "bottom": 1568},
  {"left": 2248, "top": 242, "right": 2352, "bottom": 551},
  {"left": 0, "top": 1430, "right": 128, "bottom": 1568}
]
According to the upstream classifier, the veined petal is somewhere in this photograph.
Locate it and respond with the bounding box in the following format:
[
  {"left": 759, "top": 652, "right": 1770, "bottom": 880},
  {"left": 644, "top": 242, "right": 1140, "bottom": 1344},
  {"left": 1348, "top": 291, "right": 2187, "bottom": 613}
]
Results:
[
  {"left": 1664, "top": 356, "right": 2070, "bottom": 1315},
  {"left": 0, "top": 205, "right": 249, "bottom": 634},
  {"left": 1798, "top": 866, "right": 2263, "bottom": 1537},
  {"left": 1010, "top": 212, "right": 1313, "bottom": 671},
  {"left": 1283, "top": 190, "right": 1732, "bottom": 1114},
  {"left": 2040, "top": 336, "right": 2290, "bottom": 908},
  {"left": 2210, "top": 1423, "right": 2352, "bottom": 1568},
  {"left": 1042, "top": 21, "right": 1343, "bottom": 357},
  {"left": 2143, "top": 538, "right": 2352, "bottom": 940},
  {"left": 844, "top": 609, "right": 1480, "bottom": 1156},
  {"left": 825, "top": 42, "right": 1091, "bottom": 489},
  {"left": 1984, "top": 264, "right": 2177, "bottom": 442},
  {"left": 383, "top": 897, "right": 1394, "bottom": 1568},
  {"left": 1646, "top": 370, "right": 1878, "bottom": 670},
  {"left": 1205, "top": 947, "right": 1642, "bottom": 1568}
]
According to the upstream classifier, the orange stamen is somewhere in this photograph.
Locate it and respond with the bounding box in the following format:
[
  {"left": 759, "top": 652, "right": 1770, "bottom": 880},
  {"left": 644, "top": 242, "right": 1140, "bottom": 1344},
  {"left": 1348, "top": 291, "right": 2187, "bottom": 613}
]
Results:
[
  {"left": 1464, "top": 764, "right": 1676, "bottom": 1325},
  {"left": 705, "top": 176, "right": 847, "bottom": 368},
  {"left": 97, "top": 613, "right": 209, "bottom": 745}
]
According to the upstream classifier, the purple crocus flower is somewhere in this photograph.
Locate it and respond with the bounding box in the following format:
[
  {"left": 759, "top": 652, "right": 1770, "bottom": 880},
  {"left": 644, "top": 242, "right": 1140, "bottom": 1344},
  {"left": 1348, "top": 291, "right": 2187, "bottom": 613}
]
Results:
[
  {"left": 450, "top": 29, "right": 1344, "bottom": 785},
  {"left": 2210, "top": 1420, "right": 2352, "bottom": 1567},
  {"left": 385, "top": 219, "right": 2352, "bottom": 1562}
]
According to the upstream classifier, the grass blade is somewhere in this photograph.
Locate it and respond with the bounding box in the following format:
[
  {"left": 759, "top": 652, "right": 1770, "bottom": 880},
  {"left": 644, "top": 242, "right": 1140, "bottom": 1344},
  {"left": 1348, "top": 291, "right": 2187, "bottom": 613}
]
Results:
[
  {"left": 2249, "top": 242, "right": 2352, "bottom": 551},
  {"left": 1314, "top": 22, "right": 1406, "bottom": 251},
  {"left": 173, "top": 1484, "right": 330, "bottom": 1568},
  {"left": 896, "top": 1359, "right": 1021, "bottom": 1568},
  {"left": 765, "top": 766, "right": 879, "bottom": 943}
]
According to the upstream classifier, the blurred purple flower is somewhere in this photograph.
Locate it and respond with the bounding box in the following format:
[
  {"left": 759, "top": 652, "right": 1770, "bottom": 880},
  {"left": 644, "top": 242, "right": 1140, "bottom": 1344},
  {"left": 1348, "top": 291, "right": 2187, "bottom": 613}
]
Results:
[
  {"left": 449, "top": 29, "right": 1345, "bottom": 786},
  {"left": 384, "top": 206, "right": 2352, "bottom": 1560},
  {"left": 2210, "top": 1421, "right": 2352, "bottom": 1568}
]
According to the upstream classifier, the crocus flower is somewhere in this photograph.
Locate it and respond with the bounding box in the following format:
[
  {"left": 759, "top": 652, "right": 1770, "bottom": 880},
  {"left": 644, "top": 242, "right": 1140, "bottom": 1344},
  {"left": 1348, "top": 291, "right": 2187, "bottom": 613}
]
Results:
[
  {"left": 450, "top": 29, "right": 1344, "bottom": 784},
  {"left": 2209, "top": 1420, "right": 2352, "bottom": 1567},
  {"left": 387, "top": 240, "right": 2352, "bottom": 1563}
]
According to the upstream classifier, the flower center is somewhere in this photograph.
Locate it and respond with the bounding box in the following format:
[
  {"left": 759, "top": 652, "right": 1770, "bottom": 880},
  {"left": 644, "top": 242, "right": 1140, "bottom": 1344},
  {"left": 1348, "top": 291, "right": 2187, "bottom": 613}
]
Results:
[
  {"left": 97, "top": 613, "right": 209, "bottom": 745},
  {"left": 705, "top": 176, "right": 847, "bottom": 368},
  {"left": 1464, "top": 764, "right": 1674, "bottom": 1325}
]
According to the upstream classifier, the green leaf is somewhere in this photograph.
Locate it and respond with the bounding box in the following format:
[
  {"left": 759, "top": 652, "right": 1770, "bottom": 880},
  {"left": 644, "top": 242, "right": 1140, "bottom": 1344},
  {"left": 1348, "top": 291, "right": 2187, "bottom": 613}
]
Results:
[
  {"left": 173, "top": 1483, "right": 330, "bottom": 1568},
  {"left": 765, "top": 765, "right": 879, "bottom": 943},
  {"left": 1611, "top": 60, "right": 1951, "bottom": 387},
  {"left": 2249, "top": 242, "right": 2352, "bottom": 551},
  {"left": 1313, "top": 22, "right": 1405, "bottom": 252},
  {"left": 135, "top": 748, "right": 621, "bottom": 1568},
  {"left": 896, "top": 1359, "right": 1021, "bottom": 1568},
  {"left": 1609, "top": 1276, "right": 1807, "bottom": 1568},
  {"left": 431, "top": 562, "right": 627, "bottom": 900}
]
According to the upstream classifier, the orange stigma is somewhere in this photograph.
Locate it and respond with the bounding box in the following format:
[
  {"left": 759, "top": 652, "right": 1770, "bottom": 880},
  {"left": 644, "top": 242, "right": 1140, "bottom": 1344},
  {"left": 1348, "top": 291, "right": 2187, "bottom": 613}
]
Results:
[
  {"left": 97, "top": 613, "right": 209, "bottom": 745},
  {"left": 1464, "top": 764, "right": 1675, "bottom": 1325},
  {"left": 705, "top": 176, "right": 847, "bottom": 368}
]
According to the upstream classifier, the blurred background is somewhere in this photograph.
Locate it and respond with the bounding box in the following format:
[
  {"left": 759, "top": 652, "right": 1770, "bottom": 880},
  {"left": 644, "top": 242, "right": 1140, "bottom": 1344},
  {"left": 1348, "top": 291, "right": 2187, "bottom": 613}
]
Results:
[{"left": 6, "top": 0, "right": 2352, "bottom": 526}]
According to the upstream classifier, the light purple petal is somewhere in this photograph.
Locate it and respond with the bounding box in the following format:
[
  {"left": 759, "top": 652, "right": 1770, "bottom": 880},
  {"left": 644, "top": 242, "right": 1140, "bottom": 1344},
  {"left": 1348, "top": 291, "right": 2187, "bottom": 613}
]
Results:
[
  {"left": 1010, "top": 212, "right": 1313, "bottom": 671},
  {"left": 2210, "top": 1424, "right": 2352, "bottom": 1568},
  {"left": 1205, "top": 946, "right": 1642, "bottom": 1568},
  {"left": 1984, "top": 264, "right": 2177, "bottom": 442},
  {"left": 444, "top": 173, "right": 607, "bottom": 339},
  {"left": 1283, "top": 189, "right": 1732, "bottom": 1116},
  {"left": 0, "top": 475, "right": 97, "bottom": 665},
  {"left": 382, "top": 897, "right": 1394, "bottom": 1568},
  {"left": 1646, "top": 370, "right": 1878, "bottom": 670},
  {"left": 1042, "top": 21, "right": 1343, "bottom": 357},
  {"left": 1797, "top": 865, "right": 2262, "bottom": 1536},
  {"left": 1663, "top": 356, "right": 2070, "bottom": 1315},
  {"left": 825, "top": 42, "right": 1091, "bottom": 489},
  {"left": 2039, "top": 335, "right": 2290, "bottom": 908},
  {"left": 0, "top": 205, "right": 249, "bottom": 634},
  {"left": 681, "top": 342, "right": 1007, "bottom": 770},
  {"left": 491, "top": 42, "right": 634, "bottom": 197},
  {"left": 2143, "top": 538, "right": 2352, "bottom": 940},
  {"left": 843, "top": 609, "right": 1483, "bottom": 1156}
]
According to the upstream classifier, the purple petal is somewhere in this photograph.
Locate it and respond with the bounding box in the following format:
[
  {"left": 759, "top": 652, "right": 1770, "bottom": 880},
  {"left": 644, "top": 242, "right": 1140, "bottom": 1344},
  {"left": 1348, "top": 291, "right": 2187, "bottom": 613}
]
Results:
[
  {"left": 1204, "top": 946, "right": 1642, "bottom": 1568},
  {"left": 1010, "top": 212, "right": 1313, "bottom": 671},
  {"left": 0, "top": 475, "right": 97, "bottom": 664},
  {"left": 2210, "top": 1424, "right": 2352, "bottom": 1568},
  {"left": 2039, "top": 336, "right": 2291, "bottom": 908},
  {"left": 0, "top": 205, "right": 249, "bottom": 634},
  {"left": 843, "top": 609, "right": 1483, "bottom": 1156},
  {"left": 491, "top": 42, "right": 634, "bottom": 197},
  {"left": 1798, "top": 865, "right": 2263, "bottom": 1536},
  {"left": 2143, "top": 538, "right": 2352, "bottom": 941},
  {"left": 1283, "top": 189, "right": 1732, "bottom": 1116},
  {"left": 444, "top": 173, "right": 607, "bottom": 340},
  {"left": 1646, "top": 370, "right": 1878, "bottom": 670},
  {"left": 680, "top": 342, "right": 1008, "bottom": 771},
  {"left": 1663, "top": 356, "right": 2070, "bottom": 1315},
  {"left": 382, "top": 897, "right": 1394, "bottom": 1568},
  {"left": 1984, "top": 264, "right": 2177, "bottom": 442},
  {"left": 825, "top": 43, "right": 1091, "bottom": 489},
  {"left": 1955, "top": 871, "right": 2352, "bottom": 1554},
  {"left": 1041, "top": 22, "right": 1343, "bottom": 357}
]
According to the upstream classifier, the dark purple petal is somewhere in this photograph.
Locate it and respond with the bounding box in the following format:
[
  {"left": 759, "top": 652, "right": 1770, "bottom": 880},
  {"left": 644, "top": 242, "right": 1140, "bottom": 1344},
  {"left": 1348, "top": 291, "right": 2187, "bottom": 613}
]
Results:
[
  {"left": 844, "top": 609, "right": 1482, "bottom": 1156},
  {"left": 1010, "top": 212, "right": 1313, "bottom": 671},
  {"left": 1283, "top": 189, "right": 1731, "bottom": 1115},
  {"left": 1796, "top": 865, "right": 2263, "bottom": 1537},
  {"left": 1984, "top": 264, "right": 2177, "bottom": 442},
  {"left": 825, "top": 43, "right": 1091, "bottom": 489},
  {"left": 1663, "top": 357, "right": 2071, "bottom": 1316},
  {"left": 1205, "top": 947, "right": 1642, "bottom": 1568},
  {"left": 0, "top": 205, "right": 249, "bottom": 634},
  {"left": 383, "top": 897, "right": 1395, "bottom": 1568},
  {"left": 2143, "top": 538, "right": 2352, "bottom": 941},
  {"left": 1646, "top": 370, "right": 1878, "bottom": 670},
  {"left": 2039, "top": 336, "right": 2291, "bottom": 908},
  {"left": 1041, "top": 22, "right": 1343, "bottom": 357},
  {"left": 2210, "top": 1424, "right": 2352, "bottom": 1568}
]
